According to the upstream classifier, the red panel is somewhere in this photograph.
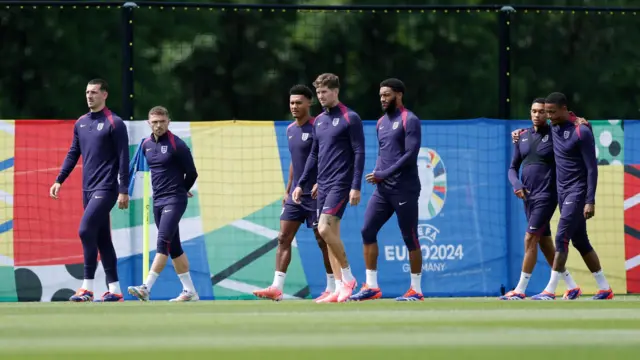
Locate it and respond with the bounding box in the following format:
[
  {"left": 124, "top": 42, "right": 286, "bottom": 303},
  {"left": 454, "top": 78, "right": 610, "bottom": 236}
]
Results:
[
  {"left": 624, "top": 166, "right": 640, "bottom": 201},
  {"left": 13, "top": 120, "right": 85, "bottom": 266},
  {"left": 624, "top": 165, "right": 640, "bottom": 293},
  {"left": 625, "top": 233, "right": 640, "bottom": 293}
]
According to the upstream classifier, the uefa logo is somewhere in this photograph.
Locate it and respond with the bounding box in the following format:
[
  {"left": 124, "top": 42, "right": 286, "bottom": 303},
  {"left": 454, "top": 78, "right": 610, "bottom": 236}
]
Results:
[
  {"left": 384, "top": 148, "right": 462, "bottom": 273},
  {"left": 417, "top": 147, "right": 447, "bottom": 221},
  {"left": 417, "top": 223, "right": 440, "bottom": 243}
]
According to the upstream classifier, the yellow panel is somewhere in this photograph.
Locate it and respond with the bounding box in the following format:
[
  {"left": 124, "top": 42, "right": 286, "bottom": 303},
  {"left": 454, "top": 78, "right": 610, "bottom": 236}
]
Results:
[
  {"left": 190, "top": 121, "right": 284, "bottom": 233},
  {"left": 0, "top": 120, "right": 14, "bottom": 261},
  {"left": 0, "top": 167, "right": 13, "bottom": 225},
  {"left": 0, "top": 230, "right": 13, "bottom": 260},
  {"left": 549, "top": 165, "right": 626, "bottom": 294},
  {"left": 0, "top": 120, "right": 14, "bottom": 162}
]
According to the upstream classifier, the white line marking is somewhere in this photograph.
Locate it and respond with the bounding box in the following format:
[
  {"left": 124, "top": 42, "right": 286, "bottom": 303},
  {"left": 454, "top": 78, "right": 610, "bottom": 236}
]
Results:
[
  {"left": 216, "top": 278, "right": 302, "bottom": 300},
  {"left": 625, "top": 254, "right": 640, "bottom": 271},
  {"left": 1, "top": 329, "right": 640, "bottom": 350},
  {"left": 0, "top": 190, "right": 13, "bottom": 205},
  {"left": 0, "top": 254, "right": 13, "bottom": 266},
  {"left": 624, "top": 193, "right": 640, "bottom": 210},
  {"left": 230, "top": 219, "right": 297, "bottom": 247},
  {"left": 0, "top": 121, "right": 15, "bottom": 135},
  {"left": 16, "top": 253, "right": 85, "bottom": 266}
]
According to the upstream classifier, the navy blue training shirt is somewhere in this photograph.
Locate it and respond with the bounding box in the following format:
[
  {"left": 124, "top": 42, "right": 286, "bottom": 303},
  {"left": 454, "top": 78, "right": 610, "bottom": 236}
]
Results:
[
  {"left": 373, "top": 107, "right": 422, "bottom": 194},
  {"left": 551, "top": 119, "right": 598, "bottom": 204},
  {"left": 142, "top": 131, "right": 198, "bottom": 207},
  {"left": 286, "top": 117, "right": 316, "bottom": 197},
  {"left": 56, "top": 108, "right": 130, "bottom": 194},
  {"left": 508, "top": 124, "right": 556, "bottom": 200},
  {"left": 298, "top": 103, "right": 365, "bottom": 191}
]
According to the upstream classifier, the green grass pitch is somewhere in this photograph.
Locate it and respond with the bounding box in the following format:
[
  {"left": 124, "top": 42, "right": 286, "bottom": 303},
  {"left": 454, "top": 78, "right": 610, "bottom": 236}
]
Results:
[{"left": 1, "top": 297, "right": 639, "bottom": 359}]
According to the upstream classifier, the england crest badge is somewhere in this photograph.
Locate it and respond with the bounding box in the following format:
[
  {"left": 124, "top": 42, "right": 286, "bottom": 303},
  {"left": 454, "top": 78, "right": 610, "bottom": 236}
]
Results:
[
  {"left": 564, "top": 131, "right": 570, "bottom": 139},
  {"left": 393, "top": 122, "right": 399, "bottom": 130},
  {"left": 97, "top": 123, "right": 104, "bottom": 131},
  {"left": 161, "top": 145, "right": 168, "bottom": 154},
  {"left": 332, "top": 118, "right": 340, "bottom": 126},
  {"left": 302, "top": 133, "right": 309, "bottom": 141}
]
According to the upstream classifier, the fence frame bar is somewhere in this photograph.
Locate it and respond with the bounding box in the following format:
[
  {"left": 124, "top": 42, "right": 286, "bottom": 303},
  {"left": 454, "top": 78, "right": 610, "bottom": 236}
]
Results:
[
  {"left": 2, "top": 1, "right": 640, "bottom": 120},
  {"left": 7, "top": 1, "right": 639, "bottom": 11},
  {"left": 498, "top": 6, "right": 513, "bottom": 120},
  {"left": 122, "top": 2, "right": 136, "bottom": 120}
]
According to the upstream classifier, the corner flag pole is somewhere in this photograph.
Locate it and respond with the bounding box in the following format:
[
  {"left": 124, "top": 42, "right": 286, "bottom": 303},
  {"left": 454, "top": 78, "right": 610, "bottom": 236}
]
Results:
[
  {"left": 128, "top": 138, "right": 151, "bottom": 284},
  {"left": 142, "top": 170, "right": 151, "bottom": 282}
]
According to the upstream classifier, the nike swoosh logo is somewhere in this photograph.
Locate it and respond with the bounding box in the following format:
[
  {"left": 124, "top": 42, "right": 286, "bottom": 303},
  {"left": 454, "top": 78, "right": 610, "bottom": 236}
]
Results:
[
  {"left": 94, "top": 196, "right": 103, "bottom": 199},
  {"left": 80, "top": 124, "right": 87, "bottom": 128},
  {"left": 322, "top": 206, "right": 329, "bottom": 209},
  {"left": 399, "top": 202, "right": 407, "bottom": 206},
  {"left": 164, "top": 210, "right": 172, "bottom": 213},
  {"left": 529, "top": 226, "right": 537, "bottom": 230},
  {"left": 565, "top": 202, "right": 573, "bottom": 205}
]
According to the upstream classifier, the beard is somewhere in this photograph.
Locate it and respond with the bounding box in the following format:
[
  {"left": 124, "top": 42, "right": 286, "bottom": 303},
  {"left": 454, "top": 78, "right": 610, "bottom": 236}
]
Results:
[{"left": 383, "top": 96, "right": 398, "bottom": 114}]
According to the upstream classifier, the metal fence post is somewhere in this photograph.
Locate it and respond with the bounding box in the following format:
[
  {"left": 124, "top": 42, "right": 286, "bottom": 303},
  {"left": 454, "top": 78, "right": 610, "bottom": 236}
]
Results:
[
  {"left": 498, "top": 6, "right": 514, "bottom": 120},
  {"left": 122, "top": 2, "right": 137, "bottom": 120},
  {"left": 499, "top": 5, "right": 516, "bottom": 292}
]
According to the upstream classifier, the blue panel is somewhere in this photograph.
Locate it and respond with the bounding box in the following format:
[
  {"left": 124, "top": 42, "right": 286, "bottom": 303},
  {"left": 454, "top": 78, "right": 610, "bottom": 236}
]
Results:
[
  {"left": 281, "top": 118, "right": 518, "bottom": 298},
  {"left": 274, "top": 117, "right": 634, "bottom": 298},
  {"left": 366, "top": 119, "right": 510, "bottom": 297},
  {"left": 118, "top": 235, "right": 214, "bottom": 301},
  {"left": 625, "top": 120, "right": 640, "bottom": 165}
]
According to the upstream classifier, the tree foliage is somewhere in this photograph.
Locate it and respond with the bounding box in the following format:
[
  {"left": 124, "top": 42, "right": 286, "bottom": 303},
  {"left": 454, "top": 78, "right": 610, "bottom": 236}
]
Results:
[{"left": 0, "top": 0, "right": 638, "bottom": 120}]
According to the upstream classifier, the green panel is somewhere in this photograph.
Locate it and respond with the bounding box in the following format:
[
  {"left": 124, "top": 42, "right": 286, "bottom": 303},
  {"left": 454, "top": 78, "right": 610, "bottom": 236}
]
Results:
[
  {"left": 110, "top": 191, "right": 201, "bottom": 230},
  {"left": 207, "top": 200, "right": 309, "bottom": 300},
  {"left": 205, "top": 226, "right": 269, "bottom": 274},
  {"left": 225, "top": 247, "right": 308, "bottom": 299},
  {"left": 591, "top": 120, "right": 624, "bottom": 165},
  {"left": 129, "top": 143, "right": 138, "bottom": 160},
  {"left": 210, "top": 286, "right": 253, "bottom": 300},
  {"left": 244, "top": 201, "right": 282, "bottom": 230},
  {"left": 0, "top": 267, "right": 16, "bottom": 302}
]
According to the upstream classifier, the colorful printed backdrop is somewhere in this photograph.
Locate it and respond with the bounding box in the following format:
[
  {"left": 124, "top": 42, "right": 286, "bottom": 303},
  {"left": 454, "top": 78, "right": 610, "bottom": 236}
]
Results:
[{"left": 0, "top": 119, "right": 636, "bottom": 301}]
